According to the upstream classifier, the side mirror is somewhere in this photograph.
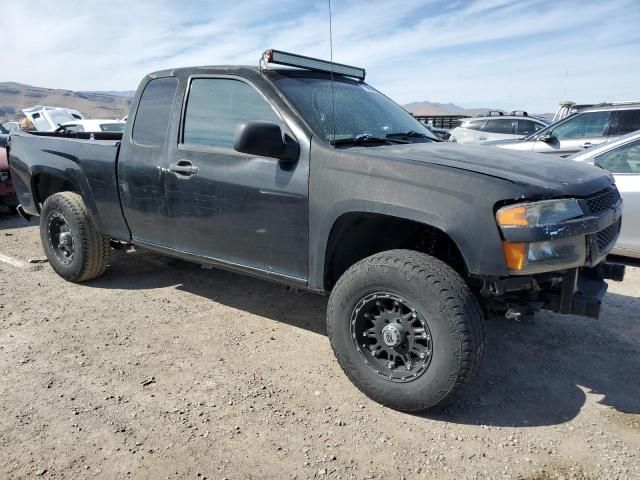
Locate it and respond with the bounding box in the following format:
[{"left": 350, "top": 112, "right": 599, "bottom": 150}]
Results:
[
  {"left": 538, "top": 132, "right": 554, "bottom": 143},
  {"left": 233, "top": 121, "right": 299, "bottom": 163}
]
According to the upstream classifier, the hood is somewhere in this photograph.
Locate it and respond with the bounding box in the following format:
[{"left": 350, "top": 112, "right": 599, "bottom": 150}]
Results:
[{"left": 354, "top": 142, "right": 613, "bottom": 197}]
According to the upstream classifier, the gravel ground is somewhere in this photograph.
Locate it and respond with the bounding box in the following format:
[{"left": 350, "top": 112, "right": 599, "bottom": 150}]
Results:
[{"left": 1, "top": 209, "right": 639, "bottom": 480}]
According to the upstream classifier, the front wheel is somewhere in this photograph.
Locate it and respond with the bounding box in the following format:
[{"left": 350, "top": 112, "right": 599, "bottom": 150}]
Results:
[
  {"left": 327, "top": 249, "right": 485, "bottom": 412},
  {"left": 40, "top": 192, "right": 111, "bottom": 282}
]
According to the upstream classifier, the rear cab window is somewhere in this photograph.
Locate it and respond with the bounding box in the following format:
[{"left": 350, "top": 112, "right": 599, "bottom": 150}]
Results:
[{"left": 132, "top": 77, "right": 179, "bottom": 147}]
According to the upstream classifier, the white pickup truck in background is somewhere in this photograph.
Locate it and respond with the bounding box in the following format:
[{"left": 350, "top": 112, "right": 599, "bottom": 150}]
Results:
[
  {"left": 22, "top": 105, "right": 84, "bottom": 131},
  {"left": 21, "top": 105, "right": 125, "bottom": 132}
]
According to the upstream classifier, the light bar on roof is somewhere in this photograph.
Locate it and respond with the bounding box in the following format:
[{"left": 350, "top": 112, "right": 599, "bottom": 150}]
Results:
[{"left": 260, "top": 49, "right": 365, "bottom": 81}]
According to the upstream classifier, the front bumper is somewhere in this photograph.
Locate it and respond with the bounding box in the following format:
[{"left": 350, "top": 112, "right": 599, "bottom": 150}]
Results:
[
  {"left": 482, "top": 261, "right": 625, "bottom": 319},
  {"left": 542, "top": 263, "right": 625, "bottom": 319},
  {"left": 484, "top": 184, "right": 625, "bottom": 320}
]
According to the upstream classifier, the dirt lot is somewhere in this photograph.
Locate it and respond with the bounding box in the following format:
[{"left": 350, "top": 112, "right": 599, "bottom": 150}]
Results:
[{"left": 1, "top": 210, "right": 639, "bottom": 480}]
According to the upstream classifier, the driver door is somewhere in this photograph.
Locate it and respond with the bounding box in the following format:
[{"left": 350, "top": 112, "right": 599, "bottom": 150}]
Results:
[{"left": 163, "top": 76, "right": 310, "bottom": 281}]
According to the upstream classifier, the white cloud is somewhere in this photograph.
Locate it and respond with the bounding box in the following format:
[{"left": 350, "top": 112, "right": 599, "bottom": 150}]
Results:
[{"left": 4, "top": 0, "right": 639, "bottom": 112}]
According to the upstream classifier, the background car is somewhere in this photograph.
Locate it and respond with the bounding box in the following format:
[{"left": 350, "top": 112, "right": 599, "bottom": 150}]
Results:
[
  {"left": 0, "top": 123, "right": 9, "bottom": 148},
  {"left": 448, "top": 111, "right": 548, "bottom": 144},
  {"left": 487, "top": 101, "right": 640, "bottom": 156},
  {"left": 569, "top": 130, "right": 640, "bottom": 258},
  {"left": 0, "top": 125, "right": 17, "bottom": 210},
  {"left": 2, "top": 121, "right": 20, "bottom": 133}
]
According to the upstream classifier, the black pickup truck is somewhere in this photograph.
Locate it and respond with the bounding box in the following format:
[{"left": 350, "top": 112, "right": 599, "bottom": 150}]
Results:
[{"left": 8, "top": 50, "right": 625, "bottom": 412}]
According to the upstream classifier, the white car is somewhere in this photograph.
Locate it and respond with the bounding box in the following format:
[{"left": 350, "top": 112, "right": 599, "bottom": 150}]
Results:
[
  {"left": 569, "top": 130, "right": 640, "bottom": 258},
  {"left": 22, "top": 105, "right": 84, "bottom": 131},
  {"left": 449, "top": 112, "right": 548, "bottom": 145},
  {"left": 59, "top": 119, "right": 125, "bottom": 133}
]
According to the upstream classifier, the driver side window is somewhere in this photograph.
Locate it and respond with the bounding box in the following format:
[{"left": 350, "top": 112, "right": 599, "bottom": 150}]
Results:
[
  {"left": 551, "top": 111, "right": 611, "bottom": 139},
  {"left": 595, "top": 139, "right": 640, "bottom": 174},
  {"left": 183, "top": 78, "right": 281, "bottom": 149}
]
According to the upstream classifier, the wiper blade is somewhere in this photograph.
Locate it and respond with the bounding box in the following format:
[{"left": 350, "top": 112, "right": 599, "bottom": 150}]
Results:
[
  {"left": 331, "top": 134, "right": 408, "bottom": 147},
  {"left": 386, "top": 130, "right": 429, "bottom": 138}
]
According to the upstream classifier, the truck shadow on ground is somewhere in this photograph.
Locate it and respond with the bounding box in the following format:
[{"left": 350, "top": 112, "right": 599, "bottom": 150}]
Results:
[
  {"left": 0, "top": 210, "right": 31, "bottom": 230},
  {"left": 89, "top": 249, "right": 640, "bottom": 428},
  {"left": 92, "top": 249, "right": 329, "bottom": 335},
  {"left": 429, "top": 292, "right": 640, "bottom": 427}
]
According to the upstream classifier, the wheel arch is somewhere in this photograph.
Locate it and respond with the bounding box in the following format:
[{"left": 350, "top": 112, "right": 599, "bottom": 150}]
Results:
[
  {"left": 30, "top": 165, "right": 104, "bottom": 232},
  {"left": 316, "top": 203, "right": 473, "bottom": 291}
]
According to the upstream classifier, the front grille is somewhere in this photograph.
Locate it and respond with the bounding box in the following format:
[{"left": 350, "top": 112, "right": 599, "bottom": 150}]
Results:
[
  {"left": 586, "top": 187, "right": 620, "bottom": 214},
  {"left": 596, "top": 219, "right": 621, "bottom": 251}
]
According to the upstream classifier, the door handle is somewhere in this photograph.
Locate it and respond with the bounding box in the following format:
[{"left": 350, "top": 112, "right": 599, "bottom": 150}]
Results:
[
  {"left": 168, "top": 160, "right": 199, "bottom": 176},
  {"left": 581, "top": 142, "right": 594, "bottom": 149},
  {"left": 477, "top": 136, "right": 487, "bottom": 140}
]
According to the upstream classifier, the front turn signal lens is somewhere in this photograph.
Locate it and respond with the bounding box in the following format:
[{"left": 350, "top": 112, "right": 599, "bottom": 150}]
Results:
[
  {"left": 496, "top": 205, "right": 528, "bottom": 227},
  {"left": 501, "top": 236, "right": 587, "bottom": 274},
  {"left": 502, "top": 242, "right": 526, "bottom": 271}
]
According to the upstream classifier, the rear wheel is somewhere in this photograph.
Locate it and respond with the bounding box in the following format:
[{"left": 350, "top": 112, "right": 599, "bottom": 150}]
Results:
[
  {"left": 40, "top": 192, "right": 111, "bottom": 282},
  {"left": 327, "top": 249, "right": 485, "bottom": 412}
]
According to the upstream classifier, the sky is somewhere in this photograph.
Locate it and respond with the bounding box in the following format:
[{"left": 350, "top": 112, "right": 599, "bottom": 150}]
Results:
[{"left": 5, "top": 0, "right": 640, "bottom": 112}]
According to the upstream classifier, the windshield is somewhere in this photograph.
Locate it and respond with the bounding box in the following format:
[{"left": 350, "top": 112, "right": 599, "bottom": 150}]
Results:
[{"left": 272, "top": 74, "right": 438, "bottom": 143}]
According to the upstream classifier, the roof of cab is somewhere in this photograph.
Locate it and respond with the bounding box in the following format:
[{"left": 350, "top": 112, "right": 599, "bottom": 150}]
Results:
[
  {"left": 144, "top": 65, "right": 364, "bottom": 82},
  {"left": 146, "top": 65, "right": 261, "bottom": 79}
]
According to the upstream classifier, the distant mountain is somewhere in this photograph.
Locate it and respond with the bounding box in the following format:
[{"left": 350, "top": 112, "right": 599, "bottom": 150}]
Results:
[
  {"left": 402, "top": 100, "right": 497, "bottom": 117},
  {"left": 80, "top": 90, "right": 136, "bottom": 98},
  {"left": 0, "top": 82, "right": 132, "bottom": 123}
]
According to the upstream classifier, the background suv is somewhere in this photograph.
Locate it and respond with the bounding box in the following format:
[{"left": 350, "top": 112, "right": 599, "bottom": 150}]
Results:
[
  {"left": 487, "top": 102, "right": 640, "bottom": 156},
  {"left": 448, "top": 111, "right": 548, "bottom": 144}
]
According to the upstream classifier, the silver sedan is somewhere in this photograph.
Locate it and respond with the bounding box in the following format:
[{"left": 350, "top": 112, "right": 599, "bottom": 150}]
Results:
[{"left": 569, "top": 130, "right": 640, "bottom": 258}]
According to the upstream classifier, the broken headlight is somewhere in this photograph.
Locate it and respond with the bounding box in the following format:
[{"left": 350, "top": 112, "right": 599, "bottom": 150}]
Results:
[{"left": 496, "top": 199, "right": 586, "bottom": 274}]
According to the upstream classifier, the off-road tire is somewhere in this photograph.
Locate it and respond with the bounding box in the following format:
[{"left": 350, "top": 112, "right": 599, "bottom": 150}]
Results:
[
  {"left": 327, "top": 249, "right": 485, "bottom": 412},
  {"left": 40, "top": 192, "right": 111, "bottom": 282}
]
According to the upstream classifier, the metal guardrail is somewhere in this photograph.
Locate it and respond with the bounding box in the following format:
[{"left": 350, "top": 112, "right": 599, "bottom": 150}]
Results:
[{"left": 412, "top": 115, "right": 470, "bottom": 129}]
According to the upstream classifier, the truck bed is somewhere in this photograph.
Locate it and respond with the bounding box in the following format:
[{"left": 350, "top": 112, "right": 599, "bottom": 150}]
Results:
[
  {"left": 29, "top": 130, "right": 123, "bottom": 141},
  {"left": 8, "top": 131, "right": 130, "bottom": 240}
]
